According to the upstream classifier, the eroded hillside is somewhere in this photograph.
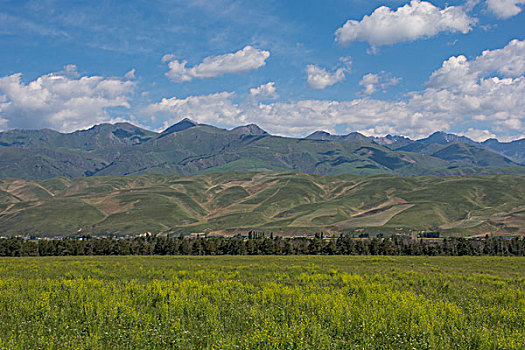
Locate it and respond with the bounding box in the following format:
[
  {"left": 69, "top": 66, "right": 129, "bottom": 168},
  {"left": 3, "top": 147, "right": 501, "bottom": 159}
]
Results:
[{"left": 0, "top": 172, "right": 523, "bottom": 237}]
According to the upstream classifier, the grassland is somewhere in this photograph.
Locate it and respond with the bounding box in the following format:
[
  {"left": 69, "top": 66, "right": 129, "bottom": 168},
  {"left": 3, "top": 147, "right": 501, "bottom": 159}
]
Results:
[
  {"left": 0, "top": 256, "right": 523, "bottom": 349},
  {"left": 0, "top": 172, "right": 523, "bottom": 237}
]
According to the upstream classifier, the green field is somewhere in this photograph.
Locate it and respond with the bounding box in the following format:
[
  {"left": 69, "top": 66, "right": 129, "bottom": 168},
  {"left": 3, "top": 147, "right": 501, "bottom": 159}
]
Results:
[
  {"left": 0, "top": 172, "right": 524, "bottom": 237},
  {"left": 0, "top": 256, "right": 524, "bottom": 349}
]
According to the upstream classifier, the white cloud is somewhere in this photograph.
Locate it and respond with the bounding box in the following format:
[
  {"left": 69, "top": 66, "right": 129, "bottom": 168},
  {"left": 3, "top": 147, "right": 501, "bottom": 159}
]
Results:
[
  {"left": 474, "top": 39, "right": 525, "bottom": 77},
  {"left": 335, "top": 0, "right": 474, "bottom": 48},
  {"left": 306, "top": 58, "right": 351, "bottom": 89},
  {"left": 458, "top": 128, "right": 497, "bottom": 141},
  {"left": 497, "top": 117, "right": 522, "bottom": 129},
  {"left": 249, "top": 82, "right": 277, "bottom": 99},
  {"left": 486, "top": 0, "right": 525, "bottom": 18},
  {"left": 124, "top": 68, "right": 136, "bottom": 80},
  {"left": 161, "top": 54, "right": 176, "bottom": 63},
  {"left": 145, "top": 93, "right": 435, "bottom": 139},
  {"left": 0, "top": 66, "right": 135, "bottom": 132},
  {"left": 426, "top": 41, "right": 525, "bottom": 122},
  {"left": 60, "top": 64, "right": 80, "bottom": 78},
  {"left": 425, "top": 40, "right": 525, "bottom": 121},
  {"left": 359, "top": 74, "right": 380, "bottom": 95},
  {"left": 359, "top": 72, "right": 400, "bottom": 95},
  {"left": 412, "top": 39, "right": 525, "bottom": 136},
  {"left": 464, "top": 0, "right": 482, "bottom": 12},
  {"left": 415, "top": 75, "right": 524, "bottom": 131},
  {"left": 146, "top": 39, "right": 525, "bottom": 141},
  {"left": 143, "top": 92, "right": 242, "bottom": 126},
  {"left": 164, "top": 46, "right": 270, "bottom": 82},
  {"left": 249, "top": 99, "right": 421, "bottom": 137},
  {"left": 427, "top": 55, "right": 476, "bottom": 91}
]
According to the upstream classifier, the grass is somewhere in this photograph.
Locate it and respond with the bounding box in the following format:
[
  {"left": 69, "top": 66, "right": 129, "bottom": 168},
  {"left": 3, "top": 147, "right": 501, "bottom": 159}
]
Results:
[{"left": 0, "top": 256, "right": 523, "bottom": 349}]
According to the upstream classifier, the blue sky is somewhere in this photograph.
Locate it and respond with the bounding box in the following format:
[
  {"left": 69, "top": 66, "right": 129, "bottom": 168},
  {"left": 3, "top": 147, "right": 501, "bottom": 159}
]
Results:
[{"left": 0, "top": 0, "right": 524, "bottom": 141}]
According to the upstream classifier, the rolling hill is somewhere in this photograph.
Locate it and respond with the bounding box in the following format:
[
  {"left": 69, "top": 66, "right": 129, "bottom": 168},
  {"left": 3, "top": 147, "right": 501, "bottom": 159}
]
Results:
[
  {"left": 0, "top": 172, "right": 523, "bottom": 237},
  {"left": 0, "top": 119, "right": 524, "bottom": 179}
]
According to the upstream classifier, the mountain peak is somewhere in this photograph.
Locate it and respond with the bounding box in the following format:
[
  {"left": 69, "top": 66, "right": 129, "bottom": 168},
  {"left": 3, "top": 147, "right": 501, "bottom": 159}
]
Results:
[
  {"left": 482, "top": 138, "right": 499, "bottom": 145},
  {"left": 76, "top": 122, "right": 140, "bottom": 134},
  {"left": 305, "top": 131, "right": 332, "bottom": 140},
  {"left": 421, "top": 131, "right": 475, "bottom": 145},
  {"left": 161, "top": 118, "right": 199, "bottom": 134},
  {"left": 306, "top": 130, "right": 369, "bottom": 143},
  {"left": 230, "top": 124, "right": 268, "bottom": 136},
  {"left": 342, "top": 132, "right": 368, "bottom": 142}
]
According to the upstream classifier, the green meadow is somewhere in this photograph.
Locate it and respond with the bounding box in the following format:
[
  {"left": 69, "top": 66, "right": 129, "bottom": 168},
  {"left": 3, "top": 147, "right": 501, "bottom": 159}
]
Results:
[{"left": 0, "top": 256, "right": 524, "bottom": 349}]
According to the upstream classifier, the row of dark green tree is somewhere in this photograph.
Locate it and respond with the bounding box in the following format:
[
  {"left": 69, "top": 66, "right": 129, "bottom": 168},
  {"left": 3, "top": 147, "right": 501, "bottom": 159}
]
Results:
[{"left": 0, "top": 235, "right": 524, "bottom": 256}]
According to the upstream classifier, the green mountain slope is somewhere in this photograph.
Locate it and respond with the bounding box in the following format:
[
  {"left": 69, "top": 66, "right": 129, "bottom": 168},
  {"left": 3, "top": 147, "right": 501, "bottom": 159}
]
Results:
[
  {"left": 0, "top": 122, "right": 156, "bottom": 150},
  {"left": 0, "top": 120, "right": 523, "bottom": 179},
  {"left": 481, "top": 138, "right": 525, "bottom": 164},
  {"left": 383, "top": 131, "right": 525, "bottom": 165},
  {"left": 430, "top": 143, "right": 516, "bottom": 167},
  {"left": 0, "top": 172, "right": 523, "bottom": 237}
]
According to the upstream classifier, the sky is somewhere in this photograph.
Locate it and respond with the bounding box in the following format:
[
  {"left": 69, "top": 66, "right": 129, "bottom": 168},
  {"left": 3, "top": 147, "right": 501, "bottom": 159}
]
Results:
[{"left": 0, "top": 0, "right": 524, "bottom": 141}]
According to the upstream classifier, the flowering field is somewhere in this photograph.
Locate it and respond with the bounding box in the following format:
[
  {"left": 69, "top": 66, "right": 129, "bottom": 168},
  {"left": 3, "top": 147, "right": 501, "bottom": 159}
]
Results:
[{"left": 0, "top": 256, "right": 524, "bottom": 349}]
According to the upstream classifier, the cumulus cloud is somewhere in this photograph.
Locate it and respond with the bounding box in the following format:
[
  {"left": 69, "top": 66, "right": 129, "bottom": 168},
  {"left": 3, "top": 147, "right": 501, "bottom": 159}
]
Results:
[
  {"left": 486, "top": 0, "right": 525, "bottom": 18},
  {"left": 145, "top": 92, "right": 431, "bottom": 139},
  {"left": 164, "top": 46, "right": 270, "bottom": 82},
  {"left": 359, "top": 72, "right": 401, "bottom": 95},
  {"left": 146, "top": 39, "right": 525, "bottom": 141},
  {"left": 143, "top": 92, "right": 242, "bottom": 126},
  {"left": 427, "top": 39, "right": 525, "bottom": 92},
  {"left": 335, "top": 0, "right": 474, "bottom": 48},
  {"left": 0, "top": 66, "right": 135, "bottom": 132},
  {"left": 414, "top": 75, "right": 524, "bottom": 131},
  {"left": 249, "top": 82, "right": 277, "bottom": 99},
  {"left": 306, "top": 58, "right": 351, "bottom": 89},
  {"left": 408, "top": 39, "right": 525, "bottom": 137},
  {"left": 426, "top": 39, "right": 525, "bottom": 105},
  {"left": 473, "top": 39, "right": 525, "bottom": 77},
  {"left": 458, "top": 128, "right": 497, "bottom": 142}
]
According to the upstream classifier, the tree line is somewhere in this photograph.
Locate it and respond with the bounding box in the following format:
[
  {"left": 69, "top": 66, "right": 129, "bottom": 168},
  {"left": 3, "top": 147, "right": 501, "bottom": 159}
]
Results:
[{"left": 0, "top": 235, "right": 524, "bottom": 257}]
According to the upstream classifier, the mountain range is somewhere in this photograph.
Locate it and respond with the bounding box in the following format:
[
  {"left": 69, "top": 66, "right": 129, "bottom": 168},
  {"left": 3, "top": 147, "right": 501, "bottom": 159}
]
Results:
[{"left": 0, "top": 118, "right": 524, "bottom": 180}]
